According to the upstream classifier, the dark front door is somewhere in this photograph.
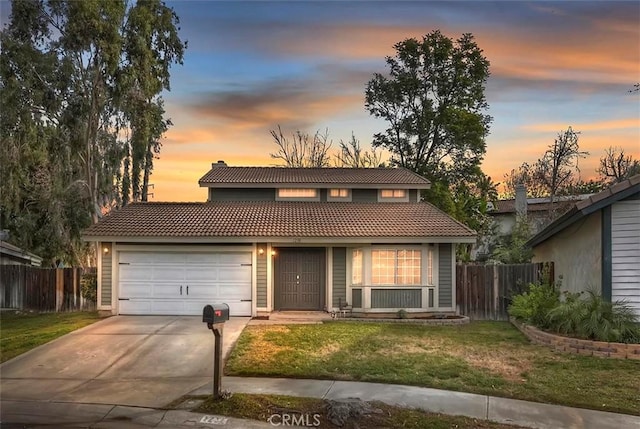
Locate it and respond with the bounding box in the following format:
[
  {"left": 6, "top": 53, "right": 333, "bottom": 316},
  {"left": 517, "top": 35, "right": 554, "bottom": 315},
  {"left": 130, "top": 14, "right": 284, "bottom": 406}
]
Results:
[{"left": 275, "top": 248, "right": 325, "bottom": 310}]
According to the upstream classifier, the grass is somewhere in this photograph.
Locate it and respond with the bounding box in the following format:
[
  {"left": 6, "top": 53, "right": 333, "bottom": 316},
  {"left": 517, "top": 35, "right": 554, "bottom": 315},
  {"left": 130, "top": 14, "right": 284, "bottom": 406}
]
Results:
[
  {"left": 194, "top": 393, "right": 527, "bottom": 429},
  {"left": 226, "top": 321, "right": 640, "bottom": 415},
  {"left": 0, "top": 311, "right": 103, "bottom": 363}
]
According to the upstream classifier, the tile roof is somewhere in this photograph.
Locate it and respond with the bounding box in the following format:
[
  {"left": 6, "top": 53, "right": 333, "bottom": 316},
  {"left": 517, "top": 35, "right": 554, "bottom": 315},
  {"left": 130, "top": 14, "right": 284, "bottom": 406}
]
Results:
[
  {"left": 527, "top": 174, "right": 640, "bottom": 247},
  {"left": 82, "top": 202, "right": 475, "bottom": 239},
  {"left": 491, "top": 199, "right": 578, "bottom": 214},
  {"left": 198, "top": 166, "right": 430, "bottom": 187}
]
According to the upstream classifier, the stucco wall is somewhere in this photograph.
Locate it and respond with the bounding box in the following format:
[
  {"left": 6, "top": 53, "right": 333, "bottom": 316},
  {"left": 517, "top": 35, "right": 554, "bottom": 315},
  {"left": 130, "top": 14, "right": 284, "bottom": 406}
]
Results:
[{"left": 532, "top": 210, "right": 602, "bottom": 295}]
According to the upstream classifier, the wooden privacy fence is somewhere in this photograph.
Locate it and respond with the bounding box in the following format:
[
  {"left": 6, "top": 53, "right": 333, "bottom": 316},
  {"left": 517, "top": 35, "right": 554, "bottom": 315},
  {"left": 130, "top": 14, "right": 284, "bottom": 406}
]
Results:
[
  {"left": 456, "top": 262, "right": 554, "bottom": 321},
  {"left": 0, "top": 266, "right": 96, "bottom": 312}
]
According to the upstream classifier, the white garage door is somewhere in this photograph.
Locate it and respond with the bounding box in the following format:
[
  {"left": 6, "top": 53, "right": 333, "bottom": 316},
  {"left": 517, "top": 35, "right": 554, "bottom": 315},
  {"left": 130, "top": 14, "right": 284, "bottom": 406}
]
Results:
[
  {"left": 611, "top": 201, "right": 640, "bottom": 317},
  {"left": 118, "top": 251, "right": 252, "bottom": 316}
]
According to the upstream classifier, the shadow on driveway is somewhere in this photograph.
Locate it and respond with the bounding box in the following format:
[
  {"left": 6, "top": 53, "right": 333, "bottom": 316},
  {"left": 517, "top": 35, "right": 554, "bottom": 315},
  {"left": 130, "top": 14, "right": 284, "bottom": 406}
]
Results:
[{"left": 0, "top": 316, "right": 249, "bottom": 408}]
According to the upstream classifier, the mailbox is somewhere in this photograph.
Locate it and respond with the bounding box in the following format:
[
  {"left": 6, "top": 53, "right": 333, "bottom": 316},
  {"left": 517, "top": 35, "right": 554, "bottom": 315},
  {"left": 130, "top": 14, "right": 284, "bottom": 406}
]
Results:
[{"left": 203, "top": 303, "right": 230, "bottom": 325}]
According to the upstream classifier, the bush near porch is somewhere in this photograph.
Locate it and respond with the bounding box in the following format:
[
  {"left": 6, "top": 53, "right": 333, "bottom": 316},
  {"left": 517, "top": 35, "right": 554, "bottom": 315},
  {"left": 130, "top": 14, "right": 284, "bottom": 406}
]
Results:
[{"left": 225, "top": 321, "right": 640, "bottom": 416}]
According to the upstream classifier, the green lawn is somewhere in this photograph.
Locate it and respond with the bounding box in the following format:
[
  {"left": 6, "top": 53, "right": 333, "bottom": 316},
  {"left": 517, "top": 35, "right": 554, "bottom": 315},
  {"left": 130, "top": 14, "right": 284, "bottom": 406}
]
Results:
[
  {"left": 195, "top": 393, "right": 527, "bottom": 429},
  {"left": 0, "top": 311, "right": 103, "bottom": 363},
  {"left": 226, "top": 321, "right": 640, "bottom": 416}
]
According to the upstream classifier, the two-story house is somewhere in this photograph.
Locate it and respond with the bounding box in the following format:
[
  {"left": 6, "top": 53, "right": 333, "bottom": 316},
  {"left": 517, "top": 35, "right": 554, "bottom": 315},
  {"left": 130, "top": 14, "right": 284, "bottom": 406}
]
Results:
[{"left": 82, "top": 162, "right": 476, "bottom": 317}]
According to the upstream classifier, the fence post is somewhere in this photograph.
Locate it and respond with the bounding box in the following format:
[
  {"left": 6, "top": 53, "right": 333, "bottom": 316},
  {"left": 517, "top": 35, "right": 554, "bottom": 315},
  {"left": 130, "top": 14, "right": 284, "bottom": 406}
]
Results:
[
  {"left": 56, "top": 269, "right": 64, "bottom": 311},
  {"left": 492, "top": 264, "right": 499, "bottom": 320}
]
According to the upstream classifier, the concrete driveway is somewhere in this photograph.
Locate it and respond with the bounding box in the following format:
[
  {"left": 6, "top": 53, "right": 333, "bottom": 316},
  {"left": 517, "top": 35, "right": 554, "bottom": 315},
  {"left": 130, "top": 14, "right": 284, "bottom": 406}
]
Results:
[{"left": 0, "top": 316, "right": 249, "bottom": 408}]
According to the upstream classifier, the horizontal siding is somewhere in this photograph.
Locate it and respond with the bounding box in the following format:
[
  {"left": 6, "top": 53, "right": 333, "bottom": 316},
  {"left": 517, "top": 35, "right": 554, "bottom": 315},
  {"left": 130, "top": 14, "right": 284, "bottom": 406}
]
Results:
[
  {"left": 371, "top": 289, "right": 421, "bottom": 308},
  {"left": 352, "top": 288, "right": 362, "bottom": 308},
  {"left": 352, "top": 189, "right": 377, "bottom": 202},
  {"left": 438, "top": 243, "right": 452, "bottom": 308},
  {"left": 332, "top": 247, "right": 347, "bottom": 308},
  {"left": 209, "top": 188, "right": 275, "bottom": 201},
  {"left": 611, "top": 201, "right": 640, "bottom": 316},
  {"left": 101, "top": 243, "right": 112, "bottom": 306},
  {"left": 256, "top": 243, "right": 267, "bottom": 308}
]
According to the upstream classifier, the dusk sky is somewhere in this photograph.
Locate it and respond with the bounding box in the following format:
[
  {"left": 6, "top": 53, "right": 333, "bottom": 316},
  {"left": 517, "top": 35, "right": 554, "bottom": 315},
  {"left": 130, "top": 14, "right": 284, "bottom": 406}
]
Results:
[{"left": 3, "top": 1, "right": 640, "bottom": 201}]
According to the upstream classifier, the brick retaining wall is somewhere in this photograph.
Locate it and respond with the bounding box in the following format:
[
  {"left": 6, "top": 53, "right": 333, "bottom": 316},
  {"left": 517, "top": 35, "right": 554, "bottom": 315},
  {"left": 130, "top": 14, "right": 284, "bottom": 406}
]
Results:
[{"left": 511, "top": 319, "right": 640, "bottom": 359}]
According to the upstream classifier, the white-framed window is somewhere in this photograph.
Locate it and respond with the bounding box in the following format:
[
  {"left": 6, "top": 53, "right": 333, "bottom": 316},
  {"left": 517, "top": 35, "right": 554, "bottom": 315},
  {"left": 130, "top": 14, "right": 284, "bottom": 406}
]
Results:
[
  {"left": 379, "top": 189, "right": 409, "bottom": 202},
  {"left": 277, "top": 188, "right": 318, "bottom": 198},
  {"left": 381, "top": 189, "right": 406, "bottom": 198},
  {"left": 372, "top": 249, "right": 421, "bottom": 285},
  {"left": 328, "top": 188, "right": 351, "bottom": 202},
  {"left": 330, "top": 188, "right": 348, "bottom": 197},
  {"left": 352, "top": 249, "right": 363, "bottom": 285}
]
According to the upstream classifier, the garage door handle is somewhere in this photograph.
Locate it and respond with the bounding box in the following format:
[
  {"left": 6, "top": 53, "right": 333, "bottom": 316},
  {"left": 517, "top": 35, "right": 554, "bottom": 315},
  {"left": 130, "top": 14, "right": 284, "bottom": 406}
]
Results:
[
  {"left": 119, "top": 298, "right": 130, "bottom": 301},
  {"left": 180, "top": 285, "right": 183, "bottom": 295},
  {"left": 241, "top": 299, "right": 252, "bottom": 302},
  {"left": 186, "top": 286, "right": 189, "bottom": 295}
]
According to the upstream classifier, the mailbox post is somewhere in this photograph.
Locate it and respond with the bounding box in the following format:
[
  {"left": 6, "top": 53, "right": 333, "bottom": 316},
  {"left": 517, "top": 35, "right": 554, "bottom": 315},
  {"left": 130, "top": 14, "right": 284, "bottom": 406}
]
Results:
[{"left": 202, "top": 303, "right": 230, "bottom": 399}]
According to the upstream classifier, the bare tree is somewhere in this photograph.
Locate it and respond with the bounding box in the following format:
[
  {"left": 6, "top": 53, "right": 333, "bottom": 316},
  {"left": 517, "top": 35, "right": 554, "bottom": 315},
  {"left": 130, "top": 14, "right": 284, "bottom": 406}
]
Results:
[
  {"left": 534, "top": 127, "right": 588, "bottom": 205},
  {"left": 597, "top": 146, "right": 640, "bottom": 184},
  {"left": 502, "top": 162, "right": 547, "bottom": 198},
  {"left": 270, "top": 125, "right": 332, "bottom": 167},
  {"left": 334, "top": 133, "right": 385, "bottom": 168}
]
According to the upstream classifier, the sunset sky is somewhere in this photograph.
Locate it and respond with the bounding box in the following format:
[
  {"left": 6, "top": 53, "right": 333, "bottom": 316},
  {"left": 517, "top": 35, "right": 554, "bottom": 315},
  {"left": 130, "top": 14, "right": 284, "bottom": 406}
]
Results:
[{"left": 4, "top": 1, "right": 640, "bottom": 201}]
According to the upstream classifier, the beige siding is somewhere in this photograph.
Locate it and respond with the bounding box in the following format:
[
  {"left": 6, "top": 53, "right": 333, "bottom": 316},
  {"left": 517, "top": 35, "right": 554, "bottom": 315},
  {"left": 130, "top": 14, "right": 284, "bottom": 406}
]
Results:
[
  {"left": 101, "top": 243, "right": 112, "bottom": 306},
  {"left": 533, "top": 211, "right": 602, "bottom": 294},
  {"left": 256, "top": 243, "right": 267, "bottom": 308},
  {"left": 611, "top": 201, "right": 640, "bottom": 315}
]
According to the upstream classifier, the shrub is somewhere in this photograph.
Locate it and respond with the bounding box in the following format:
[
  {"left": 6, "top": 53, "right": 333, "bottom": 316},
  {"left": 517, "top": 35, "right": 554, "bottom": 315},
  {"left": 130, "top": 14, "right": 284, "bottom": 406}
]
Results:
[
  {"left": 80, "top": 272, "right": 97, "bottom": 303},
  {"left": 396, "top": 309, "right": 408, "bottom": 319},
  {"left": 508, "top": 281, "right": 559, "bottom": 328},
  {"left": 547, "top": 290, "right": 640, "bottom": 343}
]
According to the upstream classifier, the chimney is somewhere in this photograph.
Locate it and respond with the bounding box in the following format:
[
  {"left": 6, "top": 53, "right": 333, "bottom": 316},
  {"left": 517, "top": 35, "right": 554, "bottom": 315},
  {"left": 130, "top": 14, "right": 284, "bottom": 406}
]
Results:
[
  {"left": 515, "top": 184, "right": 527, "bottom": 217},
  {"left": 212, "top": 160, "right": 227, "bottom": 168}
]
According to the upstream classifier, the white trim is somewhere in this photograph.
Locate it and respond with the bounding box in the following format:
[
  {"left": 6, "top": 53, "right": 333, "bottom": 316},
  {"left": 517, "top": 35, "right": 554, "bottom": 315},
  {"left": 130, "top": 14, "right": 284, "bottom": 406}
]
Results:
[
  {"left": 111, "top": 242, "right": 117, "bottom": 313},
  {"left": 450, "top": 244, "right": 457, "bottom": 313},
  {"left": 115, "top": 244, "right": 252, "bottom": 252},
  {"left": 199, "top": 183, "right": 431, "bottom": 190},
  {"left": 84, "top": 236, "right": 476, "bottom": 244},
  {"left": 96, "top": 242, "right": 103, "bottom": 310},
  {"left": 266, "top": 243, "right": 273, "bottom": 311},
  {"left": 252, "top": 243, "right": 258, "bottom": 317},
  {"left": 326, "top": 247, "right": 333, "bottom": 311}
]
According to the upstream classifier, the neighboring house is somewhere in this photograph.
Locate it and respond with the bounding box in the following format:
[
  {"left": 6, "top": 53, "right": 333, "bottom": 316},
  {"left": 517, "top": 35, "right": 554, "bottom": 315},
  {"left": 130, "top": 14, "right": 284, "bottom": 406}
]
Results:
[
  {"left": 527, "top": 175, "right": 640, "bottom": 317},
  {"left": 0, "top": 241, "right": 43, "bottom": 267},
  {"left": 473, "top": 185, "right": 591, "bottom": 260},
  {"left": 82, "top": 162, "right": 476, "bottom": 317}
]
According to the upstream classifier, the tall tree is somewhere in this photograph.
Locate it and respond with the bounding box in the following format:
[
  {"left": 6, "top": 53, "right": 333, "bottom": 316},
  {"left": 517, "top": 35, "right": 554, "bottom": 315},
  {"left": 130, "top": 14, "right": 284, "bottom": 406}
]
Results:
[
  {"left": 597, "top": 146, "right": 640, "bottom": 185},
  {"left": 365, "top": 30, "right": 493, "bottom": 240},
  {"left": 0, "top": 0, "right": 186, "bottom": 265},
  {"left": 269, "top": 125, "right": 332, "bottom": 167},
  {"left": 365, "top": 30, "right": 491, "bottom": 179}
]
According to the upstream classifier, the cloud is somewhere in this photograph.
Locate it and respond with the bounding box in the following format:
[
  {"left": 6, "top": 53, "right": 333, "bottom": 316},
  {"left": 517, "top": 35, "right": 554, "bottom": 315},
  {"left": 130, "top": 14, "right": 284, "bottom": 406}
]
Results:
[{"left": 522, "top": 118, "right": 640, "bottom": 133}]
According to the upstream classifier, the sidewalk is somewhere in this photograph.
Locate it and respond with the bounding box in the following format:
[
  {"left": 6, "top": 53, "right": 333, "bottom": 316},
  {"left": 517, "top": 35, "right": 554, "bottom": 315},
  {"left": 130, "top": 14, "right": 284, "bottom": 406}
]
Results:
[
  {"left": 2, "top": 377, "right": 639, "bottom": 428},
  {"left": 192, "top": 377, "right": 640, "bottom": 429}
]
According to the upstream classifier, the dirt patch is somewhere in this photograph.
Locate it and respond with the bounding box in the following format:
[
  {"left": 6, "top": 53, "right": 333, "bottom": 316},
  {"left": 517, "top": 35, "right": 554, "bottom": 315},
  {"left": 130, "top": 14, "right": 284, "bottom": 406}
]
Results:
[
  {"left": 380, "top": 336, "right": 534, "bottom": 382},
  {"left": 240, "top": 326, "right": 294, "bottom": 365}
]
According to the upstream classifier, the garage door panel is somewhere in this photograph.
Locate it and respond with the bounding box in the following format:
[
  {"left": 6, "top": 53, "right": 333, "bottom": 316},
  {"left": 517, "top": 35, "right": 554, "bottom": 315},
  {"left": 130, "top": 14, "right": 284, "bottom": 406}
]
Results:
[
  {"left": 185, "top": 267, "right": 220, "bottom": 281},
  {"left": 218, "top": 253, "right": 251, "bottom": 264},
  {"left": 152, "top": 266, "right": 185, "bottom": 281},
  {"left": 119, "top": 266, "right": 153, "bottom": 281},
  {"left": 118, "top": 250, "right": 252, "bottom": 316},
  {"left": 218, "top": 266, "right": 251, "bottom": 282}
]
